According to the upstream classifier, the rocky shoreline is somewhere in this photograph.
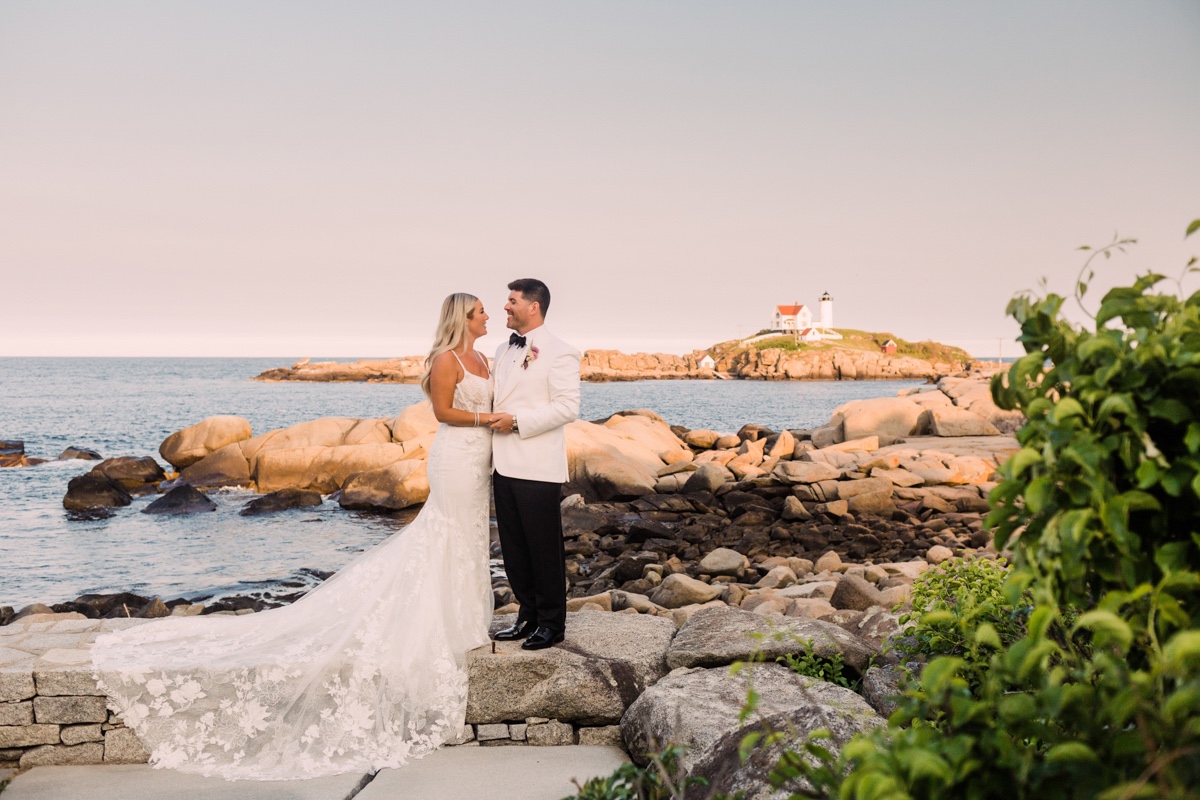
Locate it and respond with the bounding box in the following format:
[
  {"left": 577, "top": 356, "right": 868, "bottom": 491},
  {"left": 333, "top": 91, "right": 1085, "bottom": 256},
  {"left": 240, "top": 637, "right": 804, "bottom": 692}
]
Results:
[
  {"left": 2, "top": 368, "right": 1020, "bottom": 792},
  {"left": 7, "top": 368, "right": 1016, "bottom": 626},
  {"left": 252, "top": 345, "right": 971, "bottom": 383}
]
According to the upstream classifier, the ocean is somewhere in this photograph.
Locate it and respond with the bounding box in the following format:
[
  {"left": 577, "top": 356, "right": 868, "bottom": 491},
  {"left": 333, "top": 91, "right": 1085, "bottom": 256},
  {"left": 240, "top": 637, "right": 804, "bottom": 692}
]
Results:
[{"left": 0, "top": 358, "right": 924, "bottom": 609}]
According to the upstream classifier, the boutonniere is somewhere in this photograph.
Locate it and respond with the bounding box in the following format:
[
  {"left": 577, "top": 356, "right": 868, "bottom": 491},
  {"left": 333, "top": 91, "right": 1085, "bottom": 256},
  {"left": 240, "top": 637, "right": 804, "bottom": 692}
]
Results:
[{"left": 522, "top": 345, "right": 540, "bottom": 370}]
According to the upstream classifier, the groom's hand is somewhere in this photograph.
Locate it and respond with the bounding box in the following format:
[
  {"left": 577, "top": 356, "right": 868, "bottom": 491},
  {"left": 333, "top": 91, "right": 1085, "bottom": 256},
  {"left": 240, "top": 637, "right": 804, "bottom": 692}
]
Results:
[{"left": 489, "top": 413, "right": 515, "bottom": 434}]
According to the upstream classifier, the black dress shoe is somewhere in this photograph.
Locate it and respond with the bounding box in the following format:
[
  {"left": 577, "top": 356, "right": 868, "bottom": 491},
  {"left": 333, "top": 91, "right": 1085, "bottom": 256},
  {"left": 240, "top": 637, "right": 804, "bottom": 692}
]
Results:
[
  {"left": 493, "top": 620, "right": 536, "bottom": 641},
  {"left": 521, "top": 627, "right": 565, "bottom": 650}
]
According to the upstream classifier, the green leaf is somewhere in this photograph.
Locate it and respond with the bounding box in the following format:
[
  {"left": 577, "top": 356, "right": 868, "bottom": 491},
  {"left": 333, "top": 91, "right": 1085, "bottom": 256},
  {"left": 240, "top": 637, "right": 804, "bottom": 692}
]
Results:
[
  {"left": 1006, "top": 447, "right": 1043, "bottom": 478},
  {"left": 1155, "top": 541, "right": 1189, "bottom": 574},
  {"left": 1187, "top": 218, "right": 1200, "bottom": 239},
  {"left": 974, "top": 623, "right": 1002, "bottom": 649},
  {"left": 1148, "top": 397, "right": 1192, "bottom": 424},
  {"left": 905, "top": 750, "right": 954, "bottom": 784},
  {"left": 1162, "top": 630, "right": 1200, "bottom": 671},
  {"left": 1073, "top": 610, "right": 1133, "bottom": 651},
  {"left": 1045, "top": 742, "right": 1101, "bottom": 764},
  {"left": 1050, "top": 397, "right": 1087, "bottom": 424}
]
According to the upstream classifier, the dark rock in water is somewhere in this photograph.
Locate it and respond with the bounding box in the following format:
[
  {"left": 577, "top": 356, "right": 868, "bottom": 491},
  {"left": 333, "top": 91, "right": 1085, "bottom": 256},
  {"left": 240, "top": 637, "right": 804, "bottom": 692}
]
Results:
[
  {"left": 128, "top": 483, "right": 163, "bottom": 497},
  {"left": 135, "top": 597, "right": 171, "bottom": 618},
  {"left": 1, "top": 441, "right": 28, "bottom": 468},
  {"left": 0, "top": 606, "right": 12, "bottom": 626},
  {"left": 58, "top": 446, "right": 102, "bottom": 461},
  {"left": 143, "top": 485, "right": 217, "bottom": 515},
  {"left": 240, "top": 488, "right": 323, "bottom": 516},
  {"left": 63, "top": 473, "right": 133, "bottom": 511},
  {"left": 202, "top": 596, "right": 266, "bottom": 614},
  {"left": 91, "top": 456, "right": 166, "bottom": 489},
  {"left": 72, "top": 593, "right": 151, "bottom": 618}
]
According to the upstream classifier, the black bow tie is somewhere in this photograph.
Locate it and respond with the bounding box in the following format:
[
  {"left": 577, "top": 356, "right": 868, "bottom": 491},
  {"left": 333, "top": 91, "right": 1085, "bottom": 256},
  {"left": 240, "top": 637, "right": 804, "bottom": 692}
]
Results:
[{"left": 509, "top": 333, "right": 527, "bottom": 348}]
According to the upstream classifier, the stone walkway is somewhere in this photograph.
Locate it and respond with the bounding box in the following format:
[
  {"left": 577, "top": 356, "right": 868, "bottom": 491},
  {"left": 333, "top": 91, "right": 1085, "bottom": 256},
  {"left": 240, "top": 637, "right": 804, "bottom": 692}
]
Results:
[{"left": 1, "top": 746, "right": 629, "bottom": 799}]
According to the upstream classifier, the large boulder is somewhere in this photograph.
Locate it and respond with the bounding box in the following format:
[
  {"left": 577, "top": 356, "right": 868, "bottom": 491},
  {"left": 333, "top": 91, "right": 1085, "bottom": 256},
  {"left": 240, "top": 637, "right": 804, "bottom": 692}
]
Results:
[
  {"left": 836, "top": 397, "right": 924, "bottom": 440},
  {"left": 391, "top": 401, "right": 438, "bottom": 442},
  {"left": 829, "top": 574, "right": 886, "bottom": 611},
  {"left": 159, "top": 416, "right": 253, "bottom": 469},
  {"left": 467, "top": 611, "right": 676, "bottom": 725},
  {"left": 835, "top": 477, "right": 896, "bottom": 517},
  {"left": 665, "top": 606, "right": 879, "bottom": 674},
  {"left": 241, "top": 417, "right": 394, "bottom": 464},
  {"left": 90, "top": 456, "right": 166, "bottom": 490},
  {"left": 919, "top": 407, "right": 1001, "bottom": 437},
  {"left": 566, "top": 419, "right": 671, "bottom": 501},
  {"left": 810, "top": 417, "right": 845, "bottom": 449},
  {"left": 179, "top": 442, "right": 252, "bottom": 488},
  {"left": 772, "top": 461, "right": 840, "bottom": 485},
  {"left": 683, "top": 429, "right": 720, "bottom": 449},
  {"left": 697, "top": 548, "right": 749, "bottom": 577},
  {"left": 142, "top": 485, "right": 217, "bottom": 515},
  {"left": 620, "top": 664, "right": 883, "bottom": 798},
  {"left": 63, "top": 473, "right": 132, "bottom": 511},
  {"left": 682, "top": 463, "right": 729, "bottom": 494},
  {"left": 252, "top": 441, "right": 422, "bottom": 493},
  {"left": 650, "top": 574, "right": 722, "bottom": 609},
  {"left": 604, "top": 414, "right": 689, "bottom": 457},
  {"left": 339, "top": 460, "right": 430, "bottom": 510}
]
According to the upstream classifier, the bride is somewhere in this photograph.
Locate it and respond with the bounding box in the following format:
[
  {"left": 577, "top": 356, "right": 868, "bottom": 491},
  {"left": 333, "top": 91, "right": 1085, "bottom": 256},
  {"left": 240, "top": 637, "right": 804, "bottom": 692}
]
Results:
[{"left": 92, "top": 293, "right": 499, "bottom": 781}]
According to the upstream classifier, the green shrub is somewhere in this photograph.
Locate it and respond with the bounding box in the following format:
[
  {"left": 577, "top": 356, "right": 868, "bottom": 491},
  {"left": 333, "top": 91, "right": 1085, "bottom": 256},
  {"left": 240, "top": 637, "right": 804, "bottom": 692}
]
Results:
[
  {"left": 892, "top": 556, "right": 1030, "bottom": 669},
  {"left": 759, "top": 221, "right": 1200, "bottom": 800},
  {"left": 777, "top": 643, "right": 854, "bottom": 690}
]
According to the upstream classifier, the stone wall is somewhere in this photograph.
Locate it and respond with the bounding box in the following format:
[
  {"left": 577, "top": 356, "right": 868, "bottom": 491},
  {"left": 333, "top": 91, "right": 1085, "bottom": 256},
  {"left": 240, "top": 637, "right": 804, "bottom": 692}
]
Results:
[{"left": 0, "top": 615, "right": 150, "bottom": 770}]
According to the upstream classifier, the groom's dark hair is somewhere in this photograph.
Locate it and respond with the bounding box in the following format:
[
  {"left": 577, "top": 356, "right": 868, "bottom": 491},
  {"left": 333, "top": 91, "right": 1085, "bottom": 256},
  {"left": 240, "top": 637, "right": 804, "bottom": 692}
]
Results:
[{"left": 508, "top": 278, "right": 551, "bottom": 317}]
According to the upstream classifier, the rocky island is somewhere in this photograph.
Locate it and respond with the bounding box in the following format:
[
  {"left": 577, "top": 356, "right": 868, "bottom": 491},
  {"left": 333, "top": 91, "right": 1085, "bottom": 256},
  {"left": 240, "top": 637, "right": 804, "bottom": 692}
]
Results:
[{"left": 252, "top": 330, "right": 974, "bottom": 383}]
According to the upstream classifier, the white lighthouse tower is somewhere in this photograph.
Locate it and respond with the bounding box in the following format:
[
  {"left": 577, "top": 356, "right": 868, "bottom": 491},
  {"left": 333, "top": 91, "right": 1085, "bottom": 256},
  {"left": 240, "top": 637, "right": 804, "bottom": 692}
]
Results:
[{"left": 819, "top": 291, "right": 834, "bottom": 329}]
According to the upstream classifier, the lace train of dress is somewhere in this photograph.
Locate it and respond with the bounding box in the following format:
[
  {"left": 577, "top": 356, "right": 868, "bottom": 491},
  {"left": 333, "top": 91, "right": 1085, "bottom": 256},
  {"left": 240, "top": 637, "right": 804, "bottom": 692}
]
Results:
[{"left": 91, "top": 374, "right": 494, "bottom": 780}]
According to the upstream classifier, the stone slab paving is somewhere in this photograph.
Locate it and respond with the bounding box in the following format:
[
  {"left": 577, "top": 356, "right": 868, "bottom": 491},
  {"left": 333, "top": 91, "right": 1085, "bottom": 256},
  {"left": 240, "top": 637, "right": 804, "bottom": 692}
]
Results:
[
  {"left": 1, "top": 763, "right": 369, "bottom": 800},
  {"left": 356, "top": 746, "right": 629, "bottom": 800},
  {"left": 1, "top": 746, "right": 628, "bottom": 800}
]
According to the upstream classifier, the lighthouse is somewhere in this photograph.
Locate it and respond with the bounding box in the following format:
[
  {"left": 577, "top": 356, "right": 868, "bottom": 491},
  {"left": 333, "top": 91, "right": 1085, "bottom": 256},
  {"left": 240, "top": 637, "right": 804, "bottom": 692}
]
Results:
[{"left": 819, "top": 292, "right": 833, "bottom": 329}]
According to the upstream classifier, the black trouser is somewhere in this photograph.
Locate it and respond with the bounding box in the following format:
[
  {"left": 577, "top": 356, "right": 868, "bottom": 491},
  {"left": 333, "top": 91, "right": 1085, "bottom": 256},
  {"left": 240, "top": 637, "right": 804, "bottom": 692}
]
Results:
[{"left": 492, "top": 470, "right": 566, "bottom": 634}]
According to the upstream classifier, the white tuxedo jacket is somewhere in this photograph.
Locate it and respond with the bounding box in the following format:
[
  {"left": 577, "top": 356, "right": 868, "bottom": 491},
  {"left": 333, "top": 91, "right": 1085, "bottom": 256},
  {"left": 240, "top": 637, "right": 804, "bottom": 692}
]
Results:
[{"left": 492, "top": 326, "right": 581, "bottom": 483}]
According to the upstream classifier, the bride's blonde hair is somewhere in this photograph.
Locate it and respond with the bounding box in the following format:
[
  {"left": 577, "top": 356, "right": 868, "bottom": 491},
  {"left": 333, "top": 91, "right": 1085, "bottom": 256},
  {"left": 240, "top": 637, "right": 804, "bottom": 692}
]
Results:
[{"left": 420, "top": 293, "right": 480, "bottom": 398}]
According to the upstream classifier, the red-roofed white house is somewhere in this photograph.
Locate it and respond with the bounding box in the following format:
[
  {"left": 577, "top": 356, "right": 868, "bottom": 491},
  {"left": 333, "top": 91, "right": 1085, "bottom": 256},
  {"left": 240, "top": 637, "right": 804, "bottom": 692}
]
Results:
[
  {"left": 768, "top": 293, "right": 842, "bottom": 341},
  {"left": 770, "top": 302, "right": 812, "bottom": 333}
]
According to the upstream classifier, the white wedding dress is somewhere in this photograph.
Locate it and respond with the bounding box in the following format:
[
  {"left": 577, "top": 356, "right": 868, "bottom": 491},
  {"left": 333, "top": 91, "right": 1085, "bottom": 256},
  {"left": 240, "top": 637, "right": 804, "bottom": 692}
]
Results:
[{"left": 92, "top": 370, "right": 494, "bottom": 780}]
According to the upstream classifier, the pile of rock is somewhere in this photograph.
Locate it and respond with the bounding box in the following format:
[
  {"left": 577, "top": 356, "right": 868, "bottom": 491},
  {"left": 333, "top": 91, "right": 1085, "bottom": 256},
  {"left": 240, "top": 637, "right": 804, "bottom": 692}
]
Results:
[{"left": 62, "top": 457, "right": 165, "bottom": 512}]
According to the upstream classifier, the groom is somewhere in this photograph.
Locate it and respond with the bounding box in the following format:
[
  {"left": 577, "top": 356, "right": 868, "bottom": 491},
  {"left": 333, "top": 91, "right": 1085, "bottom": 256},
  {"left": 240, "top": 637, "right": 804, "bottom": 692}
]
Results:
[{"left": 488, "top": 278, "right": 581, "bottom": 650}]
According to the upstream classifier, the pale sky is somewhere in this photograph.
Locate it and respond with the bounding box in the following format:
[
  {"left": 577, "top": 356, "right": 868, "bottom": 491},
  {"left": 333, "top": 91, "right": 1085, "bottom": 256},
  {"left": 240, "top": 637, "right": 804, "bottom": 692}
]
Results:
[{"left": 1, "top": 1, "right": 1197, "bottom": 358}]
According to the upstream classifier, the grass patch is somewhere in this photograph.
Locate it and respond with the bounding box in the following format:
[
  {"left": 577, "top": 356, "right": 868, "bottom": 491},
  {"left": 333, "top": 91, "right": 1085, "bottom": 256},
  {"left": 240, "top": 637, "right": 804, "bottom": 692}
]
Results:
[{"left": 752, "top": 336, "right": 812, "bottom": 351}]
